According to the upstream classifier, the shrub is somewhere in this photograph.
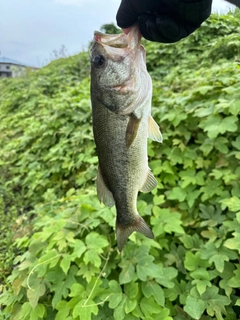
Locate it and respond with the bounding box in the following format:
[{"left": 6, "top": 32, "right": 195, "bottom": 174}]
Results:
[{"left": 0, "top": 11, "right": 240, "bottom": 320}]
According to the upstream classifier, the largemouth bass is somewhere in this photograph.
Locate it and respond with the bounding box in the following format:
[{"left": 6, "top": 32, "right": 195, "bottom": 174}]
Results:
[{"left": 90, "top": 26, "right": 162, "bottom": 251}]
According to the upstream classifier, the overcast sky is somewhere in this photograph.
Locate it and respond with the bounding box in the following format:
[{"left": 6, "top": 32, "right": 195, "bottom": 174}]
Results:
[{"left": 0, "top": 0, "right": 236, "bottom": 67}]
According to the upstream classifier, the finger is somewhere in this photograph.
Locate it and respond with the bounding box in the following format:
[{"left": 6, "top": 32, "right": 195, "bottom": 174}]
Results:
[{"left": 138, "top": 14, "right": 198, "bottom": 43}]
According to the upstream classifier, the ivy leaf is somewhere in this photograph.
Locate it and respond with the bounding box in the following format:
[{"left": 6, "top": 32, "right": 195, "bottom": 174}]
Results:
[
  {"left": 140, "top": 296, "right": 163, "bottom": 317},
  {"left": 224, "top": 232, "right": 240, "bottom": 253},
  {"left": 60, "top": 254, "right": 71, "bottom": 275},
  {"left": 184, "top": 296, "right": 206, "bottom": 319},
  {"left": 31, "top": 304, "right": 46, "bottom": 319},
  {"left": 72, "top": 299, "right": 98, "bottom": 319},
  {"left": 136, "top": 256, "right": 160, "bottom": 281},
  {"left": 85, "top": 232, "right": 108, "bottom": 253},
  {"left": 199, "top": 115, "right": 238, "bottom": 139},
  {"left": 221, "top": 196, "right": 240, "bottom": 212},
  {"left": 227, "top": 266, "right": 240, "bottom": 288},
  {"left": 124, "top": 282, "right": 138, "bottom": 300},
  {"left": 155, "top": 267, "right": 178, "bottom": 288},
  {"left": 202, "top": 286, "right": 231, "bottom": 318},
  {"left": 27, "top": 283, "right": 46, "bottom": 308},
  {"left": 83, "top": 249, "right": 101, "bottom": 268},
  {"left": 142, "top": 281, "right": 165, "bottom": 307},
  {"left": 152, "top": 207, "right": 184, "bottom": 235},
  {"left": 167, "top": 187, "right": 187, "bottom": 202},
  {"left": 108, "top": 280, "right": 123, "bottom": 309},
  {"left": 119, "top": 260, "right": 135, "bottom": 284},
  {"left": 200, "top": 242, "right": 237, "bottom": 272},
  {"left": 124, "top": 298, "right": 137, "bottom": 314},
  {"left": 69, "top": 283, "right": 85, "bottom": 297},
  {"left": 232, "top": 136, "right": 240, "bottom": 151},
  {"left": 113, "top": 295, "right": 127, "bottom": 320}
]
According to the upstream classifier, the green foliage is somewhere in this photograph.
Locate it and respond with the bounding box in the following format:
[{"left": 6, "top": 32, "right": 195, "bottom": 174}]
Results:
[
  {"left": 1, "top": 11, "right": 240, "bottom": 320},
  {"left": 100, "top": 23, "right": 121, "bottom": 34}
]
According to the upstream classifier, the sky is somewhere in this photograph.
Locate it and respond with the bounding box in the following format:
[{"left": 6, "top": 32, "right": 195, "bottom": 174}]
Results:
[{"left": 0, "top": 0, "right": 236, "bottom": 67}]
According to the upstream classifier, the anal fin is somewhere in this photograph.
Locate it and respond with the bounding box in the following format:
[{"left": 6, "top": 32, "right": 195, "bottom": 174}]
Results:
[
  {"left": 97, "top": 166, "right": 115, "bottom": 207},
  {"left": 140, "top": 169, "right": 158, "bottom": 193},
  {"left": 148, "top": 116, "right": 162, "bottom": 143}
]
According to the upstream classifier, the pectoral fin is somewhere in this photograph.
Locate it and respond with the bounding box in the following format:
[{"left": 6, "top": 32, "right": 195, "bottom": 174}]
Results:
[
  {"left": 140, "top": 169, "right": 158, "bottom": 193},
  {"left": 97, "top": 167, "right": 115, "bottom": 207},
  {"left": 126, "top": 113, "right": 141, "bottom": 149},
  {"left": 148, "top": 116, "right": 162, "bottom": 143}
]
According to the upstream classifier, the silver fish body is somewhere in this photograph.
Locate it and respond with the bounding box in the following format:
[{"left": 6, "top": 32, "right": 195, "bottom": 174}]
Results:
[{"left": 90, "top": 26, "right": 162, "bottom": 251}]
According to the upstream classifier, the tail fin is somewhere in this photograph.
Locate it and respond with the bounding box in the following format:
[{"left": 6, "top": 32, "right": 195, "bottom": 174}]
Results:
[{"left": 116, "top": 215, "right": 154, "bottom": 251}]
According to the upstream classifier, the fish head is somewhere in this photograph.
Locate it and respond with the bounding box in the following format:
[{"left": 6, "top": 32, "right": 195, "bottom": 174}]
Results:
[{"left": 90, "top": 26, "right": 151, "bottom": 115}]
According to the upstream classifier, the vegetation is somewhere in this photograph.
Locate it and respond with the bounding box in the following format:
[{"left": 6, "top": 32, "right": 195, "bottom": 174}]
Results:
[{"left": 0, "top": 10, "right": 240, "bottom": 320}]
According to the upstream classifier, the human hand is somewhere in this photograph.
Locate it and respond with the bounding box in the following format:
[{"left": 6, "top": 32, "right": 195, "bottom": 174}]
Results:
[{"left": 116, "top": 0, "right": 212, "bottom": 43}]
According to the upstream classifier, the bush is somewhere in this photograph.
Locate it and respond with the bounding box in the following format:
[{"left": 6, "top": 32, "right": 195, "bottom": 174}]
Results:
[{"left": 0, "top": 11, "right": 240, "bottom": 320}]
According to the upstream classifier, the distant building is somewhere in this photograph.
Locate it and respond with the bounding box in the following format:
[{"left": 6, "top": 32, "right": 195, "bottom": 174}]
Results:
[{"left": 0, "top": 57, "right": 39, "bottom": 78}]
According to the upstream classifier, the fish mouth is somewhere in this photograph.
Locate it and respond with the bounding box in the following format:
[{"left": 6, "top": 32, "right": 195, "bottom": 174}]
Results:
[
  {"left": 94, "top": 32, "right": 128, "bottom": 48},
  {"left": 93, "top": 25, "right": 141, "bottom": 52},
  {"left": 92, "top": 26, "right": 143, "bottom": 92}
]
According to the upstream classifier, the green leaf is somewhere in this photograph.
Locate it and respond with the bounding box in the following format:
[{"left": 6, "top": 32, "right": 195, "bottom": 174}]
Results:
[
  {"left": 232, "top": 136, "right": 240, "bottom": 150},
  {"left": 184, "top": 296, "right": 206, "bottom": 319},
  {"left": 73, "top": 299, "right": 98, "bottom": 319},
  {"left": 227, "top": 267, "right": 240, "bottom": 288},
  {"left": 221, "top": 196, "right": 240, "bottom": 212},
  {"left": 108, "top": 280, "right": 123, "bottom": 309},
  {"left": 113, "top": 295, "right": 127, "bottom": 320},
  {"left": 184, "top": 252, "right": 210, "bottom": 271},
  {"left": 199, "top": 115, "right": 238, "bottom": 139},
  {"left": 124, "top": 282, "right": 138, "bottom": 299},
  {"left": 85, "top": 232, "right": 108, "bottom": 252},
  {"left": 224, "top": 232, "right": 240, "bottom": 253},
  {"left": 83, "top": 249, "right": 101, "bottom": 268},
  {"left": 152, "top": 207, "right": 184, "bottom": 235},
  {"left": 69, "top": 283, "right": 85, "bottom": 297},
  {"left": 60, "top": 254, "right": 71, "bottom": 274},
  {"left": 140, "top": 296, "right": 163, "bottom": 317},
  {"left": 167, "top": 187, "right": 187, "bottom": 202},
  {"left": 124, "top": 298, "right": 137, "bottom": 314},
  {"left": 119, "top": 260, "right": 135, "bottom": 284},
  {"left": 155, "top": 267, "right": 178, "bottom": 288},
  {"left": 142, "top": 281, "right": 165, "bottom": 307},
  {"left": 136, "top": 258, "right": 160, "bottom": 281},
  {"left": 27, "top": 283, "right": 46, "bottom": 308},
  {"left": 30, "top": 304, "right": 46, "bottom": 320}
]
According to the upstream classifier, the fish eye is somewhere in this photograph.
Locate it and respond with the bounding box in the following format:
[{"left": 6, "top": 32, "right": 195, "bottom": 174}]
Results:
[{"left": 93, "top": 55, "right": 105, "bottom": 67}]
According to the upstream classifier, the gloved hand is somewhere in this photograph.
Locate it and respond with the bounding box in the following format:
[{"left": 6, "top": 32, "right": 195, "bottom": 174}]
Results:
[{"left": 116, "top": 0, "right": 212, "bottom": 43}]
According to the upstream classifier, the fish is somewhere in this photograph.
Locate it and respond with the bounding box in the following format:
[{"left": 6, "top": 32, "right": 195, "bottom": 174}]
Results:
[{"left": 90, "top": 25, "right": 162, "bottom": 251}]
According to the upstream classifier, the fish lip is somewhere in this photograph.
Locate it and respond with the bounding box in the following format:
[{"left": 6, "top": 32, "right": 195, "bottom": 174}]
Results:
[
  {"left": 93, "top": 31, "right": 128, "bottom": 48},
  {"left": 93, "top": 25, "right": 140, "bottom": 51}
]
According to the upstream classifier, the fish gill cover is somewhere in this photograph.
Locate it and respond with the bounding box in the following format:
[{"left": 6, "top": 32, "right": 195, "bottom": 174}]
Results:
[{"left": 0, "top": 10, "right": 240, "bottom": 320}]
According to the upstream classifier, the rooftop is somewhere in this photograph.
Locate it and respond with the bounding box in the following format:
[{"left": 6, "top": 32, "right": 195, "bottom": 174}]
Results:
[{"left": 0, "top": 56, "right": 32, "bottom": 67}]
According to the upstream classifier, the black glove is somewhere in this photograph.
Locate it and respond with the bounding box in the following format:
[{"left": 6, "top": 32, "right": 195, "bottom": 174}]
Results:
[{"left": 116, "top": 0, "right": 212, "bottom": 43}]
